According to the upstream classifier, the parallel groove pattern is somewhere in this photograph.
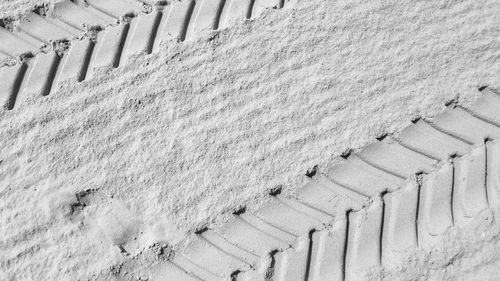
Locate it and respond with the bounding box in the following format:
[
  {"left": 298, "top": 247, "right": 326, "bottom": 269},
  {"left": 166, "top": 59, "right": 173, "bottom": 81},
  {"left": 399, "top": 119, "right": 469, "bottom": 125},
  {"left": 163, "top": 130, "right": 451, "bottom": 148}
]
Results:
[
  {"left": 0, "top": 0, "right": 293, "bottom": 110},
  {"left": 150, "top": 88, "right": 500, "bottom": 281}
]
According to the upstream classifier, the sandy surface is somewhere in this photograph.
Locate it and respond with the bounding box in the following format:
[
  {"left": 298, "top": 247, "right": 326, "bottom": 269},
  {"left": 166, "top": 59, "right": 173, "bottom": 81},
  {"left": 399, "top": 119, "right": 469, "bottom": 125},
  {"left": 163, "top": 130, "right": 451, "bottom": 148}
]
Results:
[
  {"left": 371, "top": 220, "right": 500, "bottom": 281},
  {"left": 1, "top": 0, "right": 500, "bottom": 280},
  {"left": 0, "top": 0, "right": 56, "bottom": 20}
]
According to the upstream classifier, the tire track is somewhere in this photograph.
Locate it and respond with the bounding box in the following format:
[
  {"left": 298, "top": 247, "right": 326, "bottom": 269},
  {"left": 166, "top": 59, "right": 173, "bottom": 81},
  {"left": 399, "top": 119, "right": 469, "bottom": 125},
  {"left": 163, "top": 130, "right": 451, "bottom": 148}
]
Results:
[
  {"left": 151, "top": 87, "right": 500, "bottom": 281},
  {"left": 0, "top": 0, "right": 294, "bottom": 110}
]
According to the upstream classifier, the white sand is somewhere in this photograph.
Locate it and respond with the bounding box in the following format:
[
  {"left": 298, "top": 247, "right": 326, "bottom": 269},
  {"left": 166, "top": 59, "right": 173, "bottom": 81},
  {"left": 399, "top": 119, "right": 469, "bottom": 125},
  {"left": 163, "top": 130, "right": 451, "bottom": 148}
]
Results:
[
  {"left": 0, "top": 0, "right": 56, "bottom": 20},
  {"left": 1, "top": 0, "right": 499, "bottom": 279}
]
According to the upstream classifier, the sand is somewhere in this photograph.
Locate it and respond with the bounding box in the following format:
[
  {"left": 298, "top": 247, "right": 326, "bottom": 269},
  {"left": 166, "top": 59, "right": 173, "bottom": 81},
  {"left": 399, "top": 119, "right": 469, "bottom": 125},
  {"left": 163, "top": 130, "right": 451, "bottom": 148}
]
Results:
[
  {"left": 1, "top": 0, "right": 500, "bottom": 280},
  {"left": 0, "top": 0, "right": 58, "bottom": 20}
]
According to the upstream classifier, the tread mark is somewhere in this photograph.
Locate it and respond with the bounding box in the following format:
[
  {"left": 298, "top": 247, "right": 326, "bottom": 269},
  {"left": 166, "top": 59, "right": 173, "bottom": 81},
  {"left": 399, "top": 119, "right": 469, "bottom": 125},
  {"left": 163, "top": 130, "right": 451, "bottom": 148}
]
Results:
[
  {"left": 381, "top": 181, "right": 418, "bottom": 268},
  {"left": 425, "top": 120, "right": 474, "bottom": 146},
  {"left": 304, "top": 230, "right": 315, "bottom": 281},
  {"left": 214, "top": 0, "right": 227, "bottom": 30},
  {"left": 201, "top": 231, "right": 260, "bottom": 265},
  {"left": 58, "top": 39, "right": 95, "bottom": 83},
  {"left": 275, "top": 197, "right": 334, "bottom": 224},
  {"left": 0, "top": 62, "right": 27, "bottom": 110},
  {"left": 247, "top": 0, "right": 257, "bottom": 19},
  {"left": 147, "top": 11, "right": 163, "bottom": 54},
  {"left": 355, "top": 154, "right": 407, "bottom": 180},
  {"left": 153, "top": 261, "right": 204, "bottom": 281},
  {"left": 24, "top": 52, "right": 61, "bottom": 97},
  {"left": 308, "top": 220, "right": 347, "bottom": 281},
  {"left": 391, "top": 136, "right": 441, "bottom": 162},
  {"left": 78, "top": 41, "right": 95, "bottom": 82},
  {"left": 458, "top": 105, "right": 500, "bottom": 129},
  {"left": 417, "top": 164, "right": 454, "bottom": 247},
  {"left": 415, "top": 173, "right": 423, "bottom": 247},
  {"left": 114, "top": 24, "right": 130, "bottom": 68},
  {"left": 173, "top": 253, "right": 224, "bottom": 281},
  {"left": 315, "top": 174, "right": 370, "bottom": 203},
  {"left": 239, "top": 213, "right": 297, "bottom": 245},
  {"left": 452, "top": 145, "right": 490, "bottom": 227},
  {"left": 272, "top": 238, "right": 310, "bottom": 281},
  {"left": 345, "top": 201, "right": 383, "bottom": 281},
  {"left": 486, "top": 140, "right": 500, "bottom": 217}
]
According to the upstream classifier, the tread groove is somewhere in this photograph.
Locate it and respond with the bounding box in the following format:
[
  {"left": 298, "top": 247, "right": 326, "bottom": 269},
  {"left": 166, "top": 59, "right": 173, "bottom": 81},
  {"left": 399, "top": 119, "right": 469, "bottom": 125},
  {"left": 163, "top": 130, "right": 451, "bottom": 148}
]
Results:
[
  {"left": 202, "top": 230, "right": 260, "bottom": 264},
  {"left": 43, "top": 54, "right": 62, "bottom": 96},
  {"left": 85, "top": 2, "right": 121, "bottom": 20},
  {"left": 379, "top": 194, "right": 386, "bottom": 264},
  {"left": 240, "top": 213, "right": 297, "bottom": 245},
  {"left": 238, "top": 215, "right": 297, "bottom": 244},
  {"left": 17, "top": 28, "right": 47, "bottom": 45},
  {"left": 458, "top": 105, "right": 500, "bottom": 129},
  {"left": 304, "top": 230, "right": 315, "bottom": 281},
  {"left": 450, "top": 157, "right": 456, "bottom": 225},
  {"left": 181, "top": 0, "right": 197, "bottom": 42},
  {"left": 316, "top": 174, "right": 371, "bottom": 200},
  {"left": 214, "top": 0, "right": 228, "bottom": 30},
  {"left": 174, "top": 253, "right": 224, "bottom": 280},
  {"left": 355, "top": 154, "right": 407, "bottom": 180},
  {"left": 425, "top": 120, "right": 474, "bottom": 146},
  {"left": 146, "top": 11, "right": 163, "bottom": 54},
  {"left": 199, "top": 233, "right": 255, "bottom": 266},
  {"left": 275, "top": 197, "right": 333, "bottom": 222},
  {"left": 52, "top": 17, "right": 85, "bottom": 32},
  {"left": 5, "top": 63, "right": 27, "bottom": 110},
  {"left": 392, "top": 137, "right": 441, "bottom": 162},
  {"left": 342, "top": 212, "right": 350, "bottom": 281},
  {"left": 415, "top": 173, "right": 423, "bottom": 247},
  {"left": 78, "top": 41, "right": 95, "bottom": 82},
  {"left": 484, "top": 140, "right": 490, "bottom": 208},
  {"left": 113, "top": 24, "right": 130, "bottom": 68},
  {"left": 247, "top": 0, "right": 256, "bottom": 19},
  {"left": 170, "top": 261, "right": 205, "bottom": 281}
]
